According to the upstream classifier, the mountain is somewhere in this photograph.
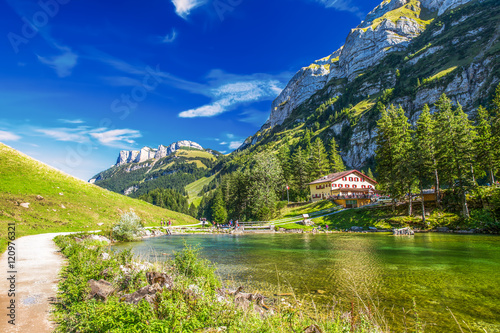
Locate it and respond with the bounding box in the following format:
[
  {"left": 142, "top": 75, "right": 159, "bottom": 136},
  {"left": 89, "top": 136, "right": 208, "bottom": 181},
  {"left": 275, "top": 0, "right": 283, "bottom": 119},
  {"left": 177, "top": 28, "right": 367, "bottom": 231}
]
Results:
[
  {"left": 0, "top": 143, "right": 197, "bottom": 251},
  {"left": 114, "top": 140, "right": 205, "bottom": 167},
  {"left": 90, "top": 140, "right": 222, "bottom": 198},
  {"left": 241, "top": 0, "right": 499, "bottom": 169}
]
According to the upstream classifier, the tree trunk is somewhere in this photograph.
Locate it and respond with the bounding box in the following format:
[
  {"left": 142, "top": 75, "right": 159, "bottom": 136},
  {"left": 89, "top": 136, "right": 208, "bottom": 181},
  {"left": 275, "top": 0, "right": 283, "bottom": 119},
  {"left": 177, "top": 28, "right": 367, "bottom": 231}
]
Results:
[
  {"left": 434, "top": 167, "right": 441, "bottom": 209},
  {"left": 462, "top": 188, "right": 470, "bottom": 218},
  {"left": 490, "top": 169, "right": 495, "bottom": 185},
  {"left": 471, "top": 165, "right": 476, "bottom": 184},
  {"left": 408, "top": 184, "right": 413, "bottom": 216},
  {"left": 420, "top": 183, "right": 426, "bottom": 225}
]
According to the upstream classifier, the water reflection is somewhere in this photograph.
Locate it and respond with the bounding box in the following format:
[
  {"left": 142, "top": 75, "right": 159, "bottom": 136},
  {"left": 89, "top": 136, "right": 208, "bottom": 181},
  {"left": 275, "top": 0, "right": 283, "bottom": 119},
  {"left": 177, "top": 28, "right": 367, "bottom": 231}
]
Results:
[{"left": 113, "top": 233, "right": 500, "bottom": 333}]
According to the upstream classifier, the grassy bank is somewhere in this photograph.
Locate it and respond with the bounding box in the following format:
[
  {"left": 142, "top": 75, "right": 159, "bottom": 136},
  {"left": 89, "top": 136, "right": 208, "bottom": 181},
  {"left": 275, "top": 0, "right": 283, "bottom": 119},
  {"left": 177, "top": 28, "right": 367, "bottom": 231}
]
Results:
[
  {"left": 0, "top": 143, "right": 198, "bottom": 252},
  {"left": 53, "top": 234, "right": 390, "bottom": 332}
]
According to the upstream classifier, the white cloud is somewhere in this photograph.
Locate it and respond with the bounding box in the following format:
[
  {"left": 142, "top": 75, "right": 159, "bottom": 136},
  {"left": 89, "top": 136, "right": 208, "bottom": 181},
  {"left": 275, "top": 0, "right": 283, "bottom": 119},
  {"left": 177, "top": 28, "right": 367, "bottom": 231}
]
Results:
[
  {"left": 171, "top": 0, "right": 206, "bottom": 19},
  {"left": 178, "top": 77, "right": 286, "bottom": 118},
  {"left": 229, "top": 141, "right": 243, "bottom": 149},
  {"left": 162, "top": 29, "right": 178, "bottom": 43},
  {"left": 37, "top": 45, "right": 78, "bottom": 78},
  {"left": 219, "top": 141, "right": 227, "bottom": 145},
  {"left": 90, "top": 129, "right": 142, "bottom": 147},
  {"left": 0, "top": 130, "right": 21, "bottom": 141},
  {"left": 36, "top": 127, "right": 88, "bottom": 143},
  {"left": 35, "top": 126, "right": 142, "bottom": 148},
  {"left": 312, "top": 0, "right": 362, "bottom": 17},
  {"left": 58, "top": 119, "right": 85, "bottom": 124}
]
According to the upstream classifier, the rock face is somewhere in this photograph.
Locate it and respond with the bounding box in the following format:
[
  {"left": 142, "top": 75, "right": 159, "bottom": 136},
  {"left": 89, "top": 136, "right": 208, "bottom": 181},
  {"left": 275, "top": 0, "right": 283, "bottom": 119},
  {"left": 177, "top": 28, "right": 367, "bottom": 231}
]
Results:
[
  {"left": 115, "top": 140, "right": 204, "bottom": 166},
  {"left": 264, "top": 0, "right": 473, "bottom": 128}
]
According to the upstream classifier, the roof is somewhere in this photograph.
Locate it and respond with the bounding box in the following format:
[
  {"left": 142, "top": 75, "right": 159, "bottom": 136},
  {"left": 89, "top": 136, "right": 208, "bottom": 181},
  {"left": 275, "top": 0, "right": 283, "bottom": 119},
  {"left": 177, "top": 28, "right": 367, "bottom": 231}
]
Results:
[{"left": 307, "top": 169, "right": 378, "bottom": 185}]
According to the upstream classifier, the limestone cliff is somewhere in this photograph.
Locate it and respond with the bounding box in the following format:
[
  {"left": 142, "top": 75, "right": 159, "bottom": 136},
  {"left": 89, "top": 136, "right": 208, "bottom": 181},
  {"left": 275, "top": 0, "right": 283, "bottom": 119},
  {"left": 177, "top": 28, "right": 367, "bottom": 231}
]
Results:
[
  {"left": 247, "top": 0, "right": 499, "bottom": 170},
  {"left": 264, "top": 0, "right": 475, "bottom": 129},
  {"left": 115, "top": 140, "right": 204, "bottom": 166}
]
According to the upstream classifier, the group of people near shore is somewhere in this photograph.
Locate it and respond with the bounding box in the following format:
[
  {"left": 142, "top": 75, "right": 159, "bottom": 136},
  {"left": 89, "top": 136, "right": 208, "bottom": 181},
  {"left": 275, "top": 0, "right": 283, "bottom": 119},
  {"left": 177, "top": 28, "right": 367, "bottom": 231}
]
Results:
[
  {"left": 160, "top": 219, "right": 171, "bottom": 227},
  {"left": 215, "top": 219, "right": 240, "bottom": 230}
]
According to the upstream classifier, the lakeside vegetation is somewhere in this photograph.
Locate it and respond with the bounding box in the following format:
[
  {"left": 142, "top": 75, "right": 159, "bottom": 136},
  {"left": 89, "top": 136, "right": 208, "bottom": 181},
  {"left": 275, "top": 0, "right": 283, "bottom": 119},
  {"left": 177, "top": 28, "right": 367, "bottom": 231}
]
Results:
[
  {"left": 53, "top": 234, "right": 392, "bottom": 333},
  {"left": 0, "top": 144, "right": 198, "bottom": 252}
]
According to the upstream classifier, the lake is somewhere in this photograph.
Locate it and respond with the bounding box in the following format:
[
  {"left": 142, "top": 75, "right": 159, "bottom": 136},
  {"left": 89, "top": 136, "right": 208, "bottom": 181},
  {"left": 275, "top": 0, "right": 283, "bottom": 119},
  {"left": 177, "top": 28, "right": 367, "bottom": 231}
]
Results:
[{"left": 114, "top": 232, "right": 500, "bottom": 332}]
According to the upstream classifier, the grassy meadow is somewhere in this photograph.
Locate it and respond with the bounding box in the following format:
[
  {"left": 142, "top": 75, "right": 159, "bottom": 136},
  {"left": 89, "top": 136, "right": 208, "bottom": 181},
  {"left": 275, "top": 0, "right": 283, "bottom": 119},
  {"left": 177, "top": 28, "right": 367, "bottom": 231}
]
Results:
[{"left": 0, "top": 143, "right": 198, "bottom": 252}]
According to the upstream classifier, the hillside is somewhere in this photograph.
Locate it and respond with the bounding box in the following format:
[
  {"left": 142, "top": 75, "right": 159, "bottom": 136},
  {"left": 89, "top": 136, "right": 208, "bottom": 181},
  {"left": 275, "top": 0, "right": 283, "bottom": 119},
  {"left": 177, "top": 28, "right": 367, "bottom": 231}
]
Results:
[
  {"left": 91, "top": 143, "right": 221, "bottom": 198},
  {"left": 0, "top": 143, "right": 198, "bottom": 251},
  {"left": 241, "top": 0, "right": 500, "bottom": 170}
]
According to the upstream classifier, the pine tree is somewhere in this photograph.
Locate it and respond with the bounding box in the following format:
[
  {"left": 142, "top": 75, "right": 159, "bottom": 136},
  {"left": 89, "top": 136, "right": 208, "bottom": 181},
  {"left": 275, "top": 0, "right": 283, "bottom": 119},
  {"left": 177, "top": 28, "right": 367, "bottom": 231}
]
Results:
[
  {"left": 309, "top": 137, "right": 329, "bottom": 180},
  {"left": 475, "top": 105, "right": 496, "bottom": 184},
  {"left": 291, "top": 146, "right": 310, "bottom": 198},
  {"left": 375, "top": 104, "right": 397, "bottom": 211},
  {"left": 245, "top": 152, "right": 284, "bottom": 220},
  {"left": 434, "top": 94, "right": 476, "bottom": 218},
  {"left": 490, "top": 84, "right": 500, "bottom": 181},
  {"left": 393, "top": 106, "right": 414, "bottom": 215},
  {"left": 328, "top": 137, "right": 346, "bottom": 173},
  {"left": 367, "top": 168, "right": 375, "bottom": 181},
  {"left": 413, "top": 104, "right": 436, "bottom": 224},
  {"left": 376, "top": 104, "right": 413, "bottom": 212},
  {"left": 212, "top": 189, "right": 227, "bottom": 224}
]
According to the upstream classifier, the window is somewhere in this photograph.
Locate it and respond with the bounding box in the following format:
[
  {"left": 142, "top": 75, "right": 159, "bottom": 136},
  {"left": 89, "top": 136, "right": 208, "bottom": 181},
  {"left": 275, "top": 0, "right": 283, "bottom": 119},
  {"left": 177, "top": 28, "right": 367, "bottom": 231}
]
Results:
[
  {"left": 338, "top": 184, "right": 343, "bottom": 188},
  {"left": 345, "top": 184, "right": 350, "bottom": 188},
  {"left": 368, "top": 185, "right": 372, "bottom": 188},
  {"left": 332, "top": 183, "right": 337, "bottom": 187},
  {"left": 362, "top": 185, "right": 366, "bottom": 188},
  {"left": 353, "top": 185, "right": 357, "bottom": 188},
  {"left": 342, "top": 177, "right": 346, "bottom": 181},
  {"left": 361, "top": 178, "right": 365, "bottom": 182},
  {"left": 349, "top": 177, "right": 353, "bottom": 181}
]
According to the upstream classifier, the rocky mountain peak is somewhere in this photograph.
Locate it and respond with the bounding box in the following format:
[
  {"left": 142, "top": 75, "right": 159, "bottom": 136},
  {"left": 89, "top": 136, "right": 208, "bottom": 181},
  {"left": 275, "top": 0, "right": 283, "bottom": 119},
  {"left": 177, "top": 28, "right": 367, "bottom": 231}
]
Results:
[
  {"left": 263, "top": 0, "right": 473, "bottom": 128},
  {"left": 115, "top": 140, "right": 204, "bottom": 166}
]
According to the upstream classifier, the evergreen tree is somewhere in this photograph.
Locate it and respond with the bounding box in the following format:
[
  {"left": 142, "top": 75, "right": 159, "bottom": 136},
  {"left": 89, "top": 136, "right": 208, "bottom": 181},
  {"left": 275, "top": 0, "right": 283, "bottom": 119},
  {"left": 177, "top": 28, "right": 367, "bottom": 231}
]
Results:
[
  {"left": 291, "top": 146, "right": 310, "bottom": 198},
  {"left": 434, "top": 94, "right": 476, "bottom": 218},
  {"left": 245, "top": 152, "right": 284, "bottom": 220},
  {"left": 299, "top": 128, "right": 312, "bottom": 156},
  {"left": 328, "top": 137, "right": 346, "bottom": 173},
  {"left": 227, "top": 171, "right": 250, "bottom": 220},
  {"left": 212, "top": 189, "right": 227, "bottom": 224},
  {"left": 375, "top": 104, "right": 398, "bottom": 211},
  {"left": 393, "top": 106, "right": 414, "bottom": 215},
  {"left": 366, "top": 168, "right": 375, "bottom": 181},
  {"left": 375, "top": 104, "right": 413, "bottom": 211},
  {"left": 475, "top": 105, "right": 496, "bottom": 184},
  {"left": 413, "top": 104, "right": 436, "bottom": 224},
  {"left": 309, "top": 137, "right": 329, "bottom": 180},
  {"left": 490, "top": 84, "right": 500, "bottom": 181}
]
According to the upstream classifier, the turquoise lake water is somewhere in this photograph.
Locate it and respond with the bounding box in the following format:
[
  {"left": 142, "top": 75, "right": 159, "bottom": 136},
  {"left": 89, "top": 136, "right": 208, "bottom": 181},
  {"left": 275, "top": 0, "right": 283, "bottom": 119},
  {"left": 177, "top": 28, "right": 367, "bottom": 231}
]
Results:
[{"left": 114, "top": 233, "right": 500, "bottom": 332}]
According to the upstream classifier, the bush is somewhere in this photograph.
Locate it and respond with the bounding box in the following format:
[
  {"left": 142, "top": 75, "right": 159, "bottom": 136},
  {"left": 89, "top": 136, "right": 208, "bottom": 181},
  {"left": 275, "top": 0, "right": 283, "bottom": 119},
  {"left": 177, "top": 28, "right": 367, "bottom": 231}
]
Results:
[{"left": 112, "top": 211, "right": 144, "bottom": 241}]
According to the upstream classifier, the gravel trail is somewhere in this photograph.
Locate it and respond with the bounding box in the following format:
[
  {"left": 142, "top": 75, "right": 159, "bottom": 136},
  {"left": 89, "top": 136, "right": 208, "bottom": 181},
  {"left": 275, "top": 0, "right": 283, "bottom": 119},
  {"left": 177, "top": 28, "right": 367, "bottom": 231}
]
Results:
[{"left": 0, "top": 233, "right": 71, "bottom": 333}]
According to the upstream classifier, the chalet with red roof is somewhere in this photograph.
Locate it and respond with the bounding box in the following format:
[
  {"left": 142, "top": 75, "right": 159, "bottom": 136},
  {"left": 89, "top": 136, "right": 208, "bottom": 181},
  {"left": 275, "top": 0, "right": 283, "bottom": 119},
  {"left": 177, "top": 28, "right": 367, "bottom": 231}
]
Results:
[{"left": 308, "top": 170, "right": 378, "bottom": 208}]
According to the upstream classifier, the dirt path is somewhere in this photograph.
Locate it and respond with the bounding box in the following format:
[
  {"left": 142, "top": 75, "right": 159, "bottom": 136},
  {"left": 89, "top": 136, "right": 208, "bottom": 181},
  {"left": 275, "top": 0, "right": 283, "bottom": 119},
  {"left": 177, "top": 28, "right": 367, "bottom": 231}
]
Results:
[{"left": 0, "top": 233, "right": 72, "bottom": 333}]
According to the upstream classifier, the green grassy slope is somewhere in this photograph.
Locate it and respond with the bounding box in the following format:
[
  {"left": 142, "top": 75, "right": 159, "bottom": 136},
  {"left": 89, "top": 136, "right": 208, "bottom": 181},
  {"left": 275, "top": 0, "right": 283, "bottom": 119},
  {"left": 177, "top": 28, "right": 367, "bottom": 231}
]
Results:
[
  {"left": 0, "top": 143, "right": 198, "bottom": 252},
  {"left": 185, "top": 174, "right": 216, "bottom": 206}
]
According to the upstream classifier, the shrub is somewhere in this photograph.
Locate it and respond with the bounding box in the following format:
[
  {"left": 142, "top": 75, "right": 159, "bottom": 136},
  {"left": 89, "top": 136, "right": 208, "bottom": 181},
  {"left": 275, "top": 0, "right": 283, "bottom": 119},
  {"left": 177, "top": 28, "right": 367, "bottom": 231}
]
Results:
[{"left": 112, "top": 211, "right": 144, "bottom": 241}]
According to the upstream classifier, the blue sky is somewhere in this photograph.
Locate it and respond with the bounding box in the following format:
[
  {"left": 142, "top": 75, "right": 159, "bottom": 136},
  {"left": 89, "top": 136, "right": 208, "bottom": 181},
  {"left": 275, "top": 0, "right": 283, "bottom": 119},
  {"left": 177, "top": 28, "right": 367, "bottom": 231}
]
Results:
[{"left": 0, "top": 0, "right": 380, "bottom": 180}]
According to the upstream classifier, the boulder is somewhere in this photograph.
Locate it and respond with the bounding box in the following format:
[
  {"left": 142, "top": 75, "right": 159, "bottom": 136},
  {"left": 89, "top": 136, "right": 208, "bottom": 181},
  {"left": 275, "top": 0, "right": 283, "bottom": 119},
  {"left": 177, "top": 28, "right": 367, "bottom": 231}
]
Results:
[
  {"left": 303, "top": 324, "right": 322, "bottom": 333},
  {"left": 393, "top": 227, "right": 414, "bottom": 235},
  {"left": 88, "top": 279, "right": 115, "bottom": 301},
  {"left": 97, "top": 223, "right": 104, "bottom": 226},
  {"left": 120, "top": 284, "right": 163, "bottom": 304},
  {"left": 218, "top": 287, "right": 272, "bottom": 317},
  {"left": 146, "top": 272, "right": 173, "bottom": 289},
  {"left": 35, "top": 195, "right": 44, "bottom": 200},
  {"left": 437, "top": 227, "right": 450, "bottom": 232},
  {"left": 100, "top": 253, "right": 110, "bottom": 260},
  {"left": 20, "top": 202, "right": 30, "bottom": 208},
  {"left": 87, "top": 234, "right": 111, "bottom": 243}
]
